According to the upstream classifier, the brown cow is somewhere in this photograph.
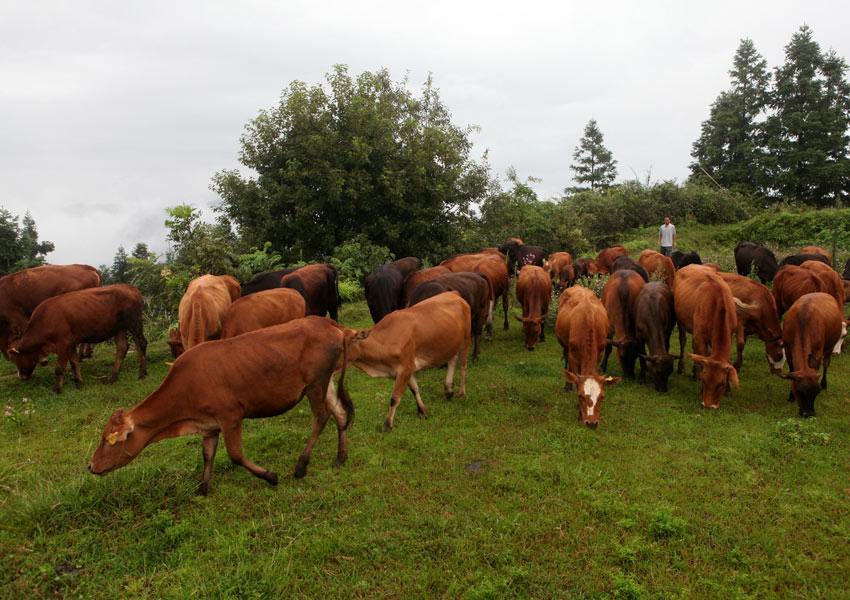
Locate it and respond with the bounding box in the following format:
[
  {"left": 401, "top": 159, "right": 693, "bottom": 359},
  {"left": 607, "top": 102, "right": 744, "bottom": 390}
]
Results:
[
  {"left": 595, "top": 245, "right": 628, "bottom": 274},
  {"left": 673, "top": 265, "right": 740, "bottom": 408},
  {"left": 339, "top": 292, "right": 470, "bottom": 432},
  {"left": 547, "top": 252, "right": 573, "bottom": 286},
  {"left": 0, "top": 264, "right": 101, "bottom": 359},
  {"left": 800, "top": 260, "right": 846, "bottom": 312},
  {"left": 473, "top": 255, "right": 510, "bottom": 333},
  {"left": 220, "top": 288, "right": 307, "bottom": 339},
  {"left": 773, "top": 266, "right": 825, "bottom": 317},
  {"left": 391, "top": 257, "right": 421, "bottom": 279},
  {"left": 9, "top": 284, "right": 147, "bottom": 394},
  {"left": 403, "top": 266, "right": 452, "bottom": 306},
  {"left": 572, "top": 258, "right": 599, "bottom": 279},
  {"left": 88, "top": 317, "right": 354, "bottom": 494},
  {"left": 638, "top": 249, "right": 675, "bottom": 285},
  {"left": 600, "top": 270, "right": 645, "bottom": 379},
  {"left": 440, "top": 252, "right": 493, "bottom": 273},
  {"left": 717, "top": 272, "right": 785, "bottom": 372},
  {"left": 280, "top": 263, "right": 340, "bottom": 321},
  {"left": 514, "top": 265, "right": 551, "bottom": 350},
  {"left": 800, "top": 246, "right": 831, "bottom": 264},
  {"left": 556, "top": 286, "right": 620, "bottom": 428},
  {"left": 771, "top": 293, "right": 845, "bottom": 417},
  {"left": 633, "top": 282, "right": 677, "bottom": 392},
  {"left": 169, "top": 274, "right": 241, "bottom": 358}
]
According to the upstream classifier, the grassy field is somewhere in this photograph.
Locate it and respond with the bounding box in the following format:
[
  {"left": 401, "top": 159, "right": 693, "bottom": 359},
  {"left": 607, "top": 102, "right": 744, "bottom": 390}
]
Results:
[{"left": 2, "top": 275, "right": 850, "bottom": 599}]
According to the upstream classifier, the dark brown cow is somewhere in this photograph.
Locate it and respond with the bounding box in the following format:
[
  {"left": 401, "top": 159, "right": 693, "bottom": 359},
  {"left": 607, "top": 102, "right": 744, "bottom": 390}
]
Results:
[
  {"left": 408, "top": 272, "right": 492, "bottom": 362},
  {"left": 499, "top": 241, "right": 548, "bottom": 278},
  {"left": 673, "top": 265, "right": 739, "bottom": 408},
  {"left": 0, "top": 264, "right": 101, "bottom": 359},
  {"left": 10, "top": 284, "right": 147, "bottom": 394},
  {"left": 800, "top": 246, "right": 831, "bottom": 264},
  {"left": 240, "top": 266, "right": 303, "bottom": 296},
  {"left": 610, "top": 256, "right": 650, "bottom": 282},
  {"left": 556, "top": 286, "right": 620, "bottom": 428},
  {"left": 88, "top": 317, "right": 354, "bottom": 494},
  {"left": 734, "top": 242, "right": 779, "bottom": 283},
  {"left": 779, "top": 253, "right": 830, "bottom": 268},
  {"left": 472, "top": 255, "right": 510, "bottom": 334},
  {"left": 771, "top": 293, "right": 845, "bottom": 417},
  {"left": 403, "top": 266, "right": 452, "bottom": 306},
  {"left": 220, "top": 288, "right": 306, "bottom": 339},
  {"left": 280, "top": 263, "right": 340, "bottom": 321},
  {"left": 638, "top": 249, "right": 676, "bottom": 285},
  {"left": 338, "top": 292, "right": 470, "bottom": 432},
  {"left": 391, "top": 257, "right": 421, "bottom": 279},
  {"left": 717, "top": 272, "right": 785, "bottom": 372},
  {"left": 514, "top": 265, "right": 551, "bottom": 350},
  {"left": 600, "top": 270, "right": 645, "bottom": 379},
  {"left": 670, "top": 250, "right": 702, "bottom": 269},
  {"left": 547, "top": 252, "right": 573, "bottom": 287},
  {"left": 633, "top": 282, "right": 677, "bottom": 392},
  {"left": 773, "top": 266, "right": 825, "bottom": 317},
  {"left": 169, "top": 275, "right": 241, "bottom": 358},
  {"left": 595, "top": 245, "right": 628, "bottom": 274},
  {"left": 572, "top": 258, "right": 599, "bottom": 278},
  {"left": 365, "top": 263, "right": 406, "bottom": 324},
  {"left": 800, "top": 260, "right": 846, "bottom": 311}
]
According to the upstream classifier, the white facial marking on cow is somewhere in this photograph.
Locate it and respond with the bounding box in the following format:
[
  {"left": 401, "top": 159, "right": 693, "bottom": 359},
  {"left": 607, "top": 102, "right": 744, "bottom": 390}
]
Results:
[
  {"left": 582, "top": 379, "right": 602, "bottom": 417},
  {"left": 769, "top": 348, "right": 786, "bottom": 370},
  {"left": 834, "top": 323, "right": 847, "bottom": 355}
]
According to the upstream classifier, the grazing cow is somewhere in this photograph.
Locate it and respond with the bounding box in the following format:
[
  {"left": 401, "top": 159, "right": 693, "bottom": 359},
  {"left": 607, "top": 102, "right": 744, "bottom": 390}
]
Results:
[
  {"left": 473, "top": 255, "right": 511, "bottom": 333},
  {"left": 610, "top": 256, "right": 650, "bottom": 282},
  {"left": 88, "top": 317, "right": 354, "bottom": 494},
  {"left": 633, "top": 282, "right": 677, "bottom": 392},
  {"left": 772, "top": 266, "right": 825, "bottom": 317},
  {"left": 514, "top": 265, "right": 551, "bottom": 350},
  {"left": 673, "top": 265, "right": 740, "bottom": 408},
  {"left": 0, "top": 264, "right": 101, "bottom": 359},
  {"left": 779, "top": 253, "right": 830, "bottom": 268},
  {"left": 280, "top": 263, "right": 340, "bottom": 321},
  {"left": 339, "top": 292, "right": 471, "bottom": 432},
  {"left": 169, "top": 275, "right": 241, "bottom": 358},
  {"left": 547, "top": 252, "right": 573, "bottom": 285},
  {"left": 10, "top": 285, "right": 147, "bottom": 394},
  {"left": 717, "top": 272, "right": 785, "bottom": 372},
  {"left": 440, "top": 252, "right": 494, "bottom": 273},
  {"left": 800, "top": 246, "right": 831, "bottom": 264},
  {"left": 408, "top": 272, "right": 492, "bottom": 362},
  {"left": 572, "top": 258, "right": 599, "bottom": 278},
  {"left": 219, "top": 288, "right": 306, "bottom": 339},
  {"left": 240, "top": 266, "right": 303, "bottom": 296},
  {"left": 499, "top": 241, "right": 548, "bottom": 278},
  {"left": 403, "top": 266, "right": 452, "bottom": 306},
  {"left": 556, "top": 286, "right": 620, "bottom": 428},
  {"left": 670, "top": 250, "right": 702, "bottom": 269},
  {"left": 734, "top": 242, "right": 779, "bottom": 283},
  {"left": 600, "top": 270, "right": 646, "bottom": 379},
  {"left": 595, "top": 246, "right": 628, "bottom": 274},
  {"left": 391, "top": 257, "right": 421, "bottom": 279},
  {"left": 365, "top": 264, "right": 405, "bottom": 324},
  {"left": 771, "top": 293, "right": 845, "bottom": 417},
  {"left": 638, "top": 249, "right": 676, "bottom": 285},
  {"left": 553, "top": 264, "right": 577, "bottom": 292},
  {"left": 800, "top": 260, "right": 846, "bottom": 312}
]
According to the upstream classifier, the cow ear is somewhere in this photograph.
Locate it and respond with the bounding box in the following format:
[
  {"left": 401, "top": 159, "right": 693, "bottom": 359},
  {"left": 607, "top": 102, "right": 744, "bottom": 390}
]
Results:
[
  {"left": 687, "top": 353, "right": 707, "bottom": 366},
  {"left": 536, "top": 313, "right": 549, "bottom": 324},
  {"left": 603, "top": 376, "right": 621, "bottom": 387},
  {"left": 725, "top": 364, "right": 739, "bottom": 390},
  {"left": 514, "top": 314, "right": 524, "bottom": 322},
  {"left": 562, "top": 370, "right": 580, "bottom": 385},
  {"left": 352, "top": 330, "right": 370, "bottom": 342}
]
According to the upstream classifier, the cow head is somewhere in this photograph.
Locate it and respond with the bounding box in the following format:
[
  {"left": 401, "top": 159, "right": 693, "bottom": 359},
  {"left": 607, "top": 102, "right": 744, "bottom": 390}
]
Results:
[
  {"left": 771, "top": 366, "right": 822, "bottom": 418},
  {"left": 563, "top": 371, "right": 620, "bottom": 428},
  {"left": 88, "top": 409, "right": 140, "bottom": 475},
  {"left": 167, "top": 328, "right": 185, "bottom": 358},
  {"left": 688, "top": 354, "right": 738, "bottom": 408},
  {"left": 8, "top": 344, "right": 44, "bottom": 380},
  {"left": 765, "top": 338, "right": 786, "bottom": 370},
  {"left": 640, "top": 352, "right": 677, "bottom": 393},
  {"left": 514, "top": 313, "right": 547, "bottom": 350}
]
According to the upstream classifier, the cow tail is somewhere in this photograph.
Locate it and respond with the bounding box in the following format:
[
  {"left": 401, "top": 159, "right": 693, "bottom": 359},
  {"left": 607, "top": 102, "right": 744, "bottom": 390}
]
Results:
[
  {"left": 478, "top": 272, "right": 495, "bottom": 328},
  {"left": 188, "top": 299, "right": 205, "bottom": 349},
  {"left": 331, "top": 264, "right": 341, "bottom": 316},
  {"left": 337, "top": 331, "right": 355, "bottom": 430}
]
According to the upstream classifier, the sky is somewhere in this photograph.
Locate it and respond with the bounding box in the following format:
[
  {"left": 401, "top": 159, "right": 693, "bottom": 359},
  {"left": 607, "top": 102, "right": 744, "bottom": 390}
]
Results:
[{"left": 2, "top": 0, "right": 849, "bottom": 266}]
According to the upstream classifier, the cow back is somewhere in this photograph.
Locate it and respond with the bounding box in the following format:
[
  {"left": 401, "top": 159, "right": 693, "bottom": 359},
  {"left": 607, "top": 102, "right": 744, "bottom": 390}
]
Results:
[
  {"left": 403, "top": 266, "right": 452, "bottom": 306},
  {"left": 179, "top": 275, "right": 236, "bottom": 350},
  {"left": 220, "top": 288, "right": 307, "bottom": 339},
  {"left": 773, "top": 266, "right": 825, "bottom": 316},
  {"left": 240, "top": 266, "right": 303, "bottom": 296},
  {"left": 601, "top": 270, "right": 645, "bottom": 342},
  {"left": 779, "top": 253, "right": 830, "bottom": 268},
  {"left": 556, "top": 286, "right": 608, "bottom": 374},
  {"left": 800, "top": 246, "right": 831, "bottom": 264},
  {"left": 280, "top": 264, "right": 340, "bottom": 320},
  {"left": 638, "top": 249, "right": 675, "bottom": 284},
  {"left": 391, "top": 257, "right": 421, "bottom": 279},
  {"left": 365, "top": 264, "right": 405, "bottom": 324},
  {"left": 800, "top": 260, "right": 846, "bottom": 309},
  {"left": 595, "top": 246, "right": 628, "bottom": 274}
]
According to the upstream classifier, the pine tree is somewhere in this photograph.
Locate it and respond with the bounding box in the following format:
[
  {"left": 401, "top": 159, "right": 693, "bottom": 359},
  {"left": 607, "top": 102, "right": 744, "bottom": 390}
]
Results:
[
  {"left": 690, "top": 39, "right": 770, "bottom": 193},
  {"left": 765, "top": 25, "right": 850, "bottom": 206},
  {"left": 568, "top": 119, "right": 617, "bottom": 192}
]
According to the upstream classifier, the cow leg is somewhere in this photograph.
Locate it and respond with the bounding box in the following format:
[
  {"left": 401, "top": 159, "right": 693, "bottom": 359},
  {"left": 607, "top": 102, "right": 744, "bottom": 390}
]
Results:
[
  {"left": 733, "top": 324, "right": 745, "bottom": 372},
  {"left": 68, "top": 349, "right": 83, "bottom": 390},
  {"left": 53, "top": 350, "right": 71, "bottom": 394},
  {"left": 786, "top": 355, "right": 796, "bottom": 402},
  {"left": 503, "top": 288, "right": 510, "bottom": 331},
  {"left": 601, "top": 341, "right": 613, "bottom": 372},
  {"left": 456, "top": 344, "right": 468, "bottom": 398},
  {"left": 637, "top": 342, "right": 647, "bottom": 384},
  {"left": 677, "top": 324, "right": 687, "bottom": 375},
  {"left": 563, "top": 346, "right": 572, "bottom": 391},
  {"left": 106, "top": 331, "right": 130, "bottom": 384},
  {"left": 295, "top": 391, "right": 332, "bottom": 478},
  {"left": 539, "top": 320, "right": 546, "bottom": 342},
  {"left": 324, "top": 380, "right": 349, "bottom": 467},
  {"left": 197, "top": 432, "right": 220, "bottom": 496},
  {"left": 221, "top": 421, "right": 278, "bottom": 486},
  {"left": 130, "top": 326, "right": 148, "bottom": 380},
  {"left": 821, "top": 355, "right": 831, "bottom": 390},
  {"left": 408, "top": 375, "right": 427, "bottom": 419},
  {"left": 444, "top": 357, "right": 457, "bottom": 400},
  {"left": 471, "top": 327, "right": 481, "bottom": 362},
  {"left": 383, "top": 369, "right": 414, "bottom": 432}
]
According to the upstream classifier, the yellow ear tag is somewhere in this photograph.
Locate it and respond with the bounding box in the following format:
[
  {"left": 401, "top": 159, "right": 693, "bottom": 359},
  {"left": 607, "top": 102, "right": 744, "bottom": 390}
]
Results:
[{"left": 106, "top": 432, "right": 119, "bottom": 446}]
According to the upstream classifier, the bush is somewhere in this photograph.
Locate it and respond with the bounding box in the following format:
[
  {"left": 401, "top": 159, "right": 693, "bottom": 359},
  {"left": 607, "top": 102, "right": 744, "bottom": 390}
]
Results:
[{"left": 733, "top": 207, "right": 850, "bottom": 251}]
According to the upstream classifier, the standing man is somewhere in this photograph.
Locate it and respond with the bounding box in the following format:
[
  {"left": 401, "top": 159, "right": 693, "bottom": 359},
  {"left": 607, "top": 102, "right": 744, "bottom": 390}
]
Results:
[{"left": 658, "top": 216, "right": 677, "bottom": 257}]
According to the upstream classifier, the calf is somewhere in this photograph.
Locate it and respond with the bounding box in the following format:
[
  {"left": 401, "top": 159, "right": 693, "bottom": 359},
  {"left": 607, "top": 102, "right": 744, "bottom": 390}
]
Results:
[
  {"left": 556, "top": 286, "right": 620, "bottom": 428},
  {"left": 473, "top": 255, "right": 511, "bottom": 334},
  {"left": 734, "top": 242, "right": 779, "bottom": 283},
  {"left": 0, "top": 264, "right": 101, "bottom": 359},
  {"left": 771, "top": 293, "right": 845, "bottom": 417},
  {"left": 169, "top": 274, "right": 240, "bottom": 358},
  {"left": 638, "top": 249, "right": 675, "bottom": 285},
  {"left": 408, "top": 272, "right": 492, "bottom": 362},
  {"left": 600, "top": 270, "right": 646, "bottom": 379},
  {"left": 572, "top": 258, "right": 599, "bottom": 278},
  {"left": 220, "top": 288, "right": 306, "bottom": 339},
  {"left": 595, "top": 245, "right": 628, "bottom": 274},
  {"left": 673, "top": 265, "right": 739, "bottom": 408},
  {"left": 547, "top": 252, "right": 573, "bottom": 286},
  {"left": 339, "top": 292, "right": 470, "bottom": 432},
  {"left": 633, "top": 282, "right": 677, "bottom": 392},
  {"left": 610, "top": 256, "right": 649, "bottom": 282},
  {"left": 403, "top": 266, "right": 452, "bottom": 306},
  {"left": 10, "top": 284, "right": 147, "bottom": 394},
  {"left": 88, "top": 317, "right": 354, "bottom": 494},
  {"left": 514, "top": 265, "right": 551, "bottom": 350},
  {"left": 773, "top": 266, "right": 825, "bottom": 317},
  {"left": 280, "top": 263, "right": 340, "bottom": 321}
]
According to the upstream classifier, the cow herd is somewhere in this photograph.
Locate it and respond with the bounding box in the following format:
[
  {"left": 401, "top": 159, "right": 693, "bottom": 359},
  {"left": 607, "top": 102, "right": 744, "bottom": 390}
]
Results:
[{"left": 1, "top": 238, "right": 848, "bottom": 495}]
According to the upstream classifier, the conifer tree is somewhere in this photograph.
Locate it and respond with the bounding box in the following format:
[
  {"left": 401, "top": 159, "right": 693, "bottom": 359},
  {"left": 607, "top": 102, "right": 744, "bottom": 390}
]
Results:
[{"left": 568, "top": 119, "right": 618, "bottom": 192}]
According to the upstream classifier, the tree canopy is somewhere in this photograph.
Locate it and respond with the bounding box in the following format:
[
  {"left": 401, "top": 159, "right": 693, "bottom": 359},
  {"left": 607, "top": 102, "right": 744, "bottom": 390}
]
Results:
[
  {"left": 568, "top": 119, "right": 618, "bottom": 193},
  {"left": 0, "top": 208, "right": 54, "bottom": 275}
]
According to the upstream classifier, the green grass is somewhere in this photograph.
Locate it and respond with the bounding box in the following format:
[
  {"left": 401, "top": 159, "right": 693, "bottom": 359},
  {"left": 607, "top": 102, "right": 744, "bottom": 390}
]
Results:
[{"left": 2, "top": 283, "right": 850, "bottom": 599}]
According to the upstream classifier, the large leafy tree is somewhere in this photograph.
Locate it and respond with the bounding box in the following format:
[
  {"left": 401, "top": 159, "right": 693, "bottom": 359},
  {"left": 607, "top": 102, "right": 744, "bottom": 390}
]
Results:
[
  {"left": 0, "top": 208, "right": 54, "bottom": 275},
  {"left": 212, "top": 66, "right": 491, "bottom": 262},
  {"left": 568, "top": 119, "right": 617, "bottom": 193},
  {"left": 764, "top": 25, "right": 850, "bottom": 206},
  {"left": 690, "top": 39, "right": 771, "bottom": 193}
]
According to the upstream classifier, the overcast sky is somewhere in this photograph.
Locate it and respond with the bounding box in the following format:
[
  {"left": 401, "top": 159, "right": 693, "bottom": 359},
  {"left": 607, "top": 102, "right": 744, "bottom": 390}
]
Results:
[{"left": 3, "top": 0, "right": 849, "bottom": 266}]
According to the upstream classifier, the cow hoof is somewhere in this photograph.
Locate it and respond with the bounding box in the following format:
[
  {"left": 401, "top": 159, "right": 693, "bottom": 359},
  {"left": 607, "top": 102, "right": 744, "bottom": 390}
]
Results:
[
  {"left": 53, "top": 386, "right": 63, "bottom": 395},
  {"left": 445, "top": 390, "right": 454, "bottom": 400},
  {"left": 195, "top": 482, "right": 210, "bottom": 496},
  {"left": 381, "top": 421, "right": 392, "bottom": 433},
  {"left": 293, "top": 460, "right": 307, "bottom": 479},
  {"left": 417, "top": 412, "right": 428, "bottom": 420},
  {"left": 332, "top": 456, "right": 347, "bottom": 468},
  {"left": 266, "top": 470, "right": 280, "bottom": 485},
  {"left": 564, "top": 383, "right": 572, "bottom": 392}
]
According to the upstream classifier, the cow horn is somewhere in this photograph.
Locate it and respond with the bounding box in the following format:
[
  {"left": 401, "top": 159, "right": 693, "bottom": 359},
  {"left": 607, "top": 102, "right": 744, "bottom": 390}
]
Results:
[{"left": 9, "top": 348, "right": 20, "bottom": 354}]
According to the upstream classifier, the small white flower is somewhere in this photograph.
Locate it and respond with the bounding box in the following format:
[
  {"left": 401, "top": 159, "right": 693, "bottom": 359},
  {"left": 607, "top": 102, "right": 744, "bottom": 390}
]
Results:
[
  {"left": 21, "top": 398, "right": 28, "bottom": 403},
  {"left": 4, "top": 411, "right": 10, "bottom": 417}
]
